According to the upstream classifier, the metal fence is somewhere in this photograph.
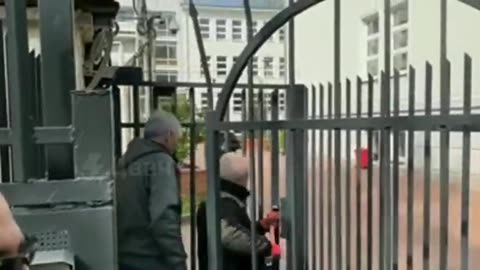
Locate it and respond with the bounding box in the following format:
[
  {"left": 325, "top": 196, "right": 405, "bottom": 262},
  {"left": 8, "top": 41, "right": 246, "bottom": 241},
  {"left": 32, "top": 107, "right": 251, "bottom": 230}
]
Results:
[
  {"left": 111, "top": 75, "right": 291, "bottom": 270},
  {"left": 202, "top": 1, "right": 478, "bottom": 270}
]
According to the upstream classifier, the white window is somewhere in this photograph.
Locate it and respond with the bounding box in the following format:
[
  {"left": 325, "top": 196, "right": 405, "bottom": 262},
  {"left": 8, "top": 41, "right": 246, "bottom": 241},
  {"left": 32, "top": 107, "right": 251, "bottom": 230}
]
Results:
[
  {"left": 217, "top": 56, "right": 227, "bottom": 76},
  {"left": 156, "top": 14, "right": 176, "bottom": 37},
  {"left": 364, "top": 14, "right": 379, "bottom": 76},
  {"left": 252, "top": 57, "right": 258, "bottom": 76},
  {"left": 252, "top": 21, "right": 258, "bottom": 35},
  {"left": 279, "top": 28, "right": 285, "bottom": 42},
  {"left": 232, "top": 20, "right": 243, "bottom": 41},
  {"left": 264, "top": 57, "right": 273, "bottom": 77},
  {"left": 279, "top": 57, "right": 285, "bottom": 77},
  {"left": 155, "top": 70, "right": 178, "bottom": 82},
  {"left": 392, "top": 1, "right": 409, "bottom": 72},
  {"left": 363, "top": 0, "right": 409, "bottom": 76},
  {"left": 216, "top": 19, "right": 226, "bottom": 40},
  {"left": 200, "top": 56, "right": 211, "bottom": 76},
  {"left": 200, "top": 18, "right": 210, "bottom": 39},
  {"left": 233, "top": 92, "right": 243, "bottom": 112},
  {"left": 155, "top": 41, "right": 177, "bottom": 66}
]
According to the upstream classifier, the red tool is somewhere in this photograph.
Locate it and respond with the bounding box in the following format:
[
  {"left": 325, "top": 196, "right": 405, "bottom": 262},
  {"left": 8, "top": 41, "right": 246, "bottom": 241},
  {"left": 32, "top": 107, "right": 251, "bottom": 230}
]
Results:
[{"left": 269, "top": 206, "right": 281, "bottom": 259}]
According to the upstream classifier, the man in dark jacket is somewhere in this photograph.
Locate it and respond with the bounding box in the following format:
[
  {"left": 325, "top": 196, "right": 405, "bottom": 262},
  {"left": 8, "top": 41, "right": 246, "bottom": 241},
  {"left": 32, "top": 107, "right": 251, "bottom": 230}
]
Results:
[
  {"left": 115, "top": 110, "right": 187, "bottom": 270},
  {"left": 197, "top": 152, "right": 279, "bottom": 270}
]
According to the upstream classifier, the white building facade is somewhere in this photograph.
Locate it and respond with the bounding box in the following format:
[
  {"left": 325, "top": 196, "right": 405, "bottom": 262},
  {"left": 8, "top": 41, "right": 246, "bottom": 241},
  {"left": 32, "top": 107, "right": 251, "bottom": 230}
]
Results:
[
  {"left": 179, "top": 0, "right": 288, "bottom": 121},
  {"left": 295, "top": 0, "right": 480, "bottom": 180},
  {"left": 111, "top": 0, "right": 289, "bottom": 149}
]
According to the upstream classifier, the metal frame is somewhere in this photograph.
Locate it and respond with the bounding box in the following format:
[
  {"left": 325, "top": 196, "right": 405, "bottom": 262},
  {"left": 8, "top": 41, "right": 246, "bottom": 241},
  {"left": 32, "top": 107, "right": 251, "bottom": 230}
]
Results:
[
  {"left": 0, "top": 1, "right": 116, "bottom": 269},
  {"left": 202, "top": 2, "right": 478, "bottom": 270}
]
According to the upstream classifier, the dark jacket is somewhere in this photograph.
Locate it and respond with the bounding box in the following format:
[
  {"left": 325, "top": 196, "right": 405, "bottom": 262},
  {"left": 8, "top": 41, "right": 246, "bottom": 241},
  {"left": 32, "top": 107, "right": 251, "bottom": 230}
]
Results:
[
  {"left": 197, "top": 180, "right": 271, "bottom": 270},
  {"left": 115, "top": 138, "right": 187, "bottom": 270}
]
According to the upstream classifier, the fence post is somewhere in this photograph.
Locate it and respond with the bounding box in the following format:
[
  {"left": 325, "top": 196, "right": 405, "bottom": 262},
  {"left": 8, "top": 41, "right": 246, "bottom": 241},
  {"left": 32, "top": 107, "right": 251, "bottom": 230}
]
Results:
[{"left": 285, "top": 84, "right": 307, "bottom": 270}]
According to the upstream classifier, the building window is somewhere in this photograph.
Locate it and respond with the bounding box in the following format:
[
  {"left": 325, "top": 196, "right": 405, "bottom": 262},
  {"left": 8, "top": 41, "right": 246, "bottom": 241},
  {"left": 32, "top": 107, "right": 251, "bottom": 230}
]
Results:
[
  {"left": 264, "top": 57, "right": 273, "bottom": 77},
  {"left": 156, "top": 14, "right": 176, "bottom": 37},
  {"left": 367, "top": 39, "right": 379, "bottom": 56},
  {"left": 217, "top": 56, "right": 227, "bottom": 76},
  {"left": 155, "top": 70, "right": 178, "bottom": 82},
  {"left": 364, "top": 14, "right": 379, "bottom": 76},
  {"left": 279, "top": 28, "right": 285, "bottom": 42},
  {"left": 393, "top": 6, "right": 408, "bottom": 26},
  {"left": 233, "top": 92, "right": 243, "bottom": 112},
  {"left": 279, "top": 57, "right": 285, "bottom": 77},
  {"left": 155, "top": 41, "right": 177, "bottom": 66},
  {"left": 391, "top": 1, "right": 409, "bottom": 72},
  {"left": 216, "top": 19, "right": 226, "bottom": 40},
  {"left": 367, "top": 17, "right": 379, "bottom": 35},
  {"left": 367, "top": 59, "right": 378, "bottom": 76},
  {"left": 252, "top": 21, "right": 258, "bottom": 35},
  {"left": 200, "top": 18, "right": 210, "bottom": 39},
  {"left": 232, "top": 20, "right": 243, "bottom": 41},
  {"left": 252, "top": 57, "right": 258, "bottom": 76},
  {"left": 200, "top": 56, "right": 211, "bottom": 76},
  {"left": 393, "top": 52, "right": 408, "bottom": 71}
]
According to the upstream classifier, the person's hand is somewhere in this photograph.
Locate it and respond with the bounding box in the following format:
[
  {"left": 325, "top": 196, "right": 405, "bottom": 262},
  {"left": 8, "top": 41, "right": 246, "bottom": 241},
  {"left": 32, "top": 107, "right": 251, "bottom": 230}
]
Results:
[
  {"left": 260, "top": 210, "right": 280, "bottom": 229},
  {"left": 271, "top": 243, "right": 281, "bottom": 259}
]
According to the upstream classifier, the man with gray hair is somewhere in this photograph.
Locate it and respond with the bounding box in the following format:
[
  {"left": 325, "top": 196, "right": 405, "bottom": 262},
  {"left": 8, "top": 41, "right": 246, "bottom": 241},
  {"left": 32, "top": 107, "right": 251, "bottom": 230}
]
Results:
[
  {"left": 196, "top": 152, "right": 280, "bottom": 270},
  {"left": 116, "top": 110, "right": 187, "bottom": 270}
]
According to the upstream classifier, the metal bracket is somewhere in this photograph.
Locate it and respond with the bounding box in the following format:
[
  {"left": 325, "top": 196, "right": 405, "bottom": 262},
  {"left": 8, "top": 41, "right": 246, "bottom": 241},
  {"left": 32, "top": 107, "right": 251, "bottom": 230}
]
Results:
[
  {"left": 0, "top": 127, "right": 11, "bottom": 145},
  {"left": 33, "top": 127, "right": 75, "bottom": 144}
]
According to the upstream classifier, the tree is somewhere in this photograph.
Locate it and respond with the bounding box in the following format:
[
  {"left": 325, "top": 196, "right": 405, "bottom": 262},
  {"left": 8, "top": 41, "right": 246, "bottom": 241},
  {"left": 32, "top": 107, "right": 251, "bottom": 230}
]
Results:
[{"left": 160, "top": 94, "right": 206, "bottom": 165}]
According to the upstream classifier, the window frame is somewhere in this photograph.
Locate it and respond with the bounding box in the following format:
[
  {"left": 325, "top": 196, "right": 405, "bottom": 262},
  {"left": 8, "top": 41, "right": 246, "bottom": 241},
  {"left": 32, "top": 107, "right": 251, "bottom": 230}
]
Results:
[
  {"left": 216, "top": 19, "right": 227, "bottom": 40},
  {"left": 216, "top": 56, "right": 227, "bottom": 76},
  {"left": 199, "top": 18, "right": 210, "bottom": 39},
  {"left": 264, "top": 57, "right": 274, "bottom": 77},
  {"left": 155, "top": 41, "right": 177, "bottom": 66},
  {"left": 232, "top": 20, "right": 243, "bottom": 41}
]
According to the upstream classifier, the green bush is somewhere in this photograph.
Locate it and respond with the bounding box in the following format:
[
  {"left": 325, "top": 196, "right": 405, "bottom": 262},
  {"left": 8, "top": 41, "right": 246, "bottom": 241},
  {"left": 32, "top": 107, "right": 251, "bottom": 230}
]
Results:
[
  {"left": 279, "top": 130, "right": 286, "bottom": 154},
  {"left": 160, "top": 94, "right": 206, "bottom": 163}
]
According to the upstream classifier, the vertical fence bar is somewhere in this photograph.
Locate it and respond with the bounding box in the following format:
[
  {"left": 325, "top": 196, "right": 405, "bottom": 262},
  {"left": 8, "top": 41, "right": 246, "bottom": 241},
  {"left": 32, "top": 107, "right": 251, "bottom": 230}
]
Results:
[
  {"left": 5, "top": 0, "right": 36, "bottom": 182},
  {"left": 333, "top": 0, "right": 342, "bottom": 269},
  {"left": 406, "top": 67, "right": 416, "bottom": 270},
  {"left": 39, "top": 0, "right": 76, "bottom": 179},
  {"left": 112, "top": 86, "right": 122, "bottom": 161},
  {"left": 367, "top": 75, "right": 374, "bottom": 270},
  {"left": 311, "top": 85, "right": 317, "bottom": 270},
  {"left": 287, "top": 0, "right": 296, "bottom": 266},
  {"left": 270, "top": 89, "right": 280, "bottom": 270},
  {"left": 423, "top": 62, "right": 433, "bottom": 270},
  {"left": 258, "top": 89, "right": 265, "bottom": 218},
  {"left": 189, "top": 87, "right": 197, "bottom": 270},
  {"left": 345, "top": 79, "right": 352, "bottom": 270},
  {"left": 244, "top": 2, "right": 257, "bottom": 266},
  {"left": 355, "top": 77, "right": 362, "bottom": 270},
  {"left": 439, "top": 0, "right": 450, "bottom": 268},
  {"left": 205, "top": 113, "right": 222, "bottom": 270},
  {"left": 392, "top": 70, "right": 400, "bottom": 270},
  {"left": 189, "top": 1, "right": 213, "bottom": 107},
  {"left": 318, "top": 84, "right": 325, "bottom": 270},
  {"left": 242, "top": 89, "right": 247, "bottom": 156},
  {"left": 460, "top": 54, "right": 472, "bottom": 270},
  {"left": 133, "top": 85, "right": 141, "bottom": 137},
  {"left": 271, "top": 89, "right": 280, "bottom": 206},
  {"left": 327, "top": 82, "right": 333, "bottom": 270},
  {"left": 0, "top": 20, "right": 11, "bottom": 183},
  {"left": 382, "top": 0, "right": 392, "bottom": 267},
  {"left": 286, "top": 86, "right": 306, "bottom": 270}
]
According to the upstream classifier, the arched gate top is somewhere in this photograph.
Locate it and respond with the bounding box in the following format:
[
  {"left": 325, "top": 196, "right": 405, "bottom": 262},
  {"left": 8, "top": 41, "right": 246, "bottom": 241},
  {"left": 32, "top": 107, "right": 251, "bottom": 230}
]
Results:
[{"left": 214, "top": 0, "right": 324, "bottom": 121}]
